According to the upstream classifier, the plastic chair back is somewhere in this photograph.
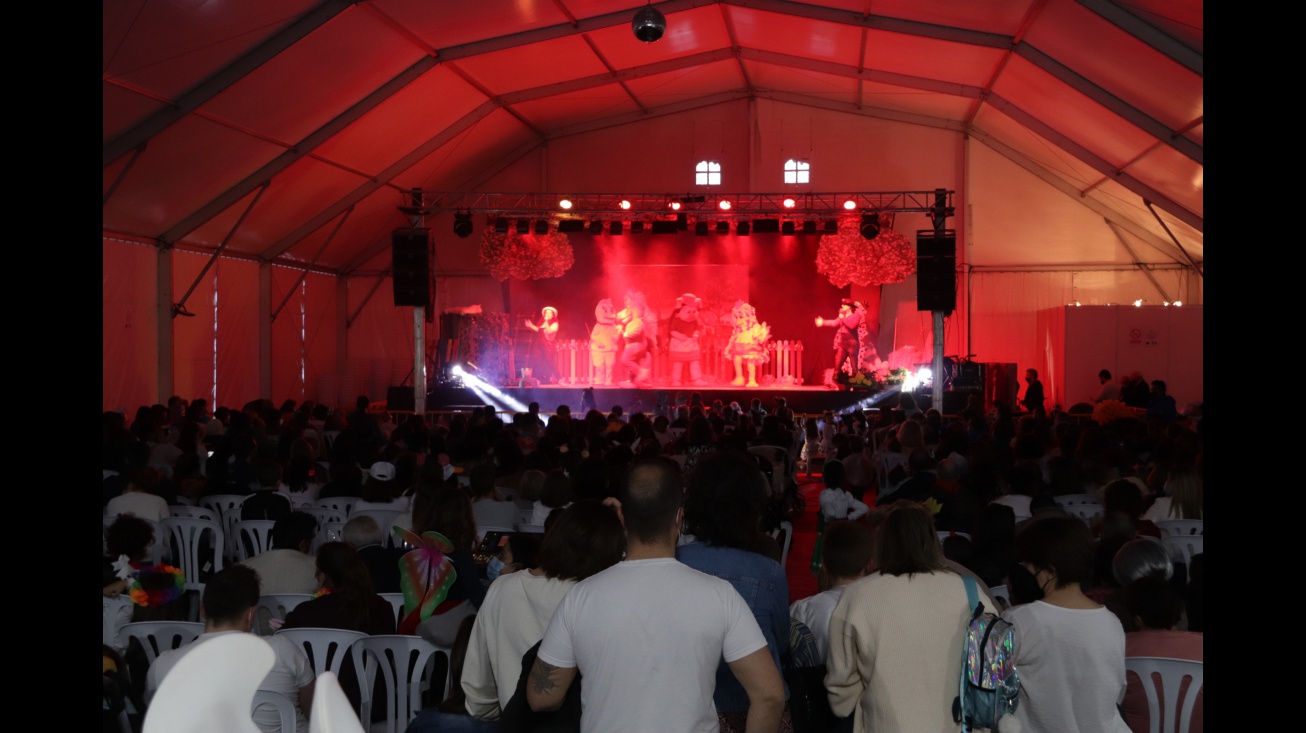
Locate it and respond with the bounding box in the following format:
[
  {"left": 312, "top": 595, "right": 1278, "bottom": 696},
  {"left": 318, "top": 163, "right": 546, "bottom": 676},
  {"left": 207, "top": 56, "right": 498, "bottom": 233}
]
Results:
[
  {"left": 313, "top": 520, "right": 347, "bottom": 553},
  {"left": 103, "top": 594, "right": 136, "bottom": 651},
  {"left": 255, "top": 594, "right": 315, "bottom": 636},
  {"left": 1155, "top": 519, "right": 1203, "bottom": 537},
  {"left": 1161, "top": 535, "right": 1203, "bottom": 580},
  {"left": 771, "top": 520, "right": 794, "bottom": 570},
  {"left": 117, "top": 621, "right": 205, "bottom": 665},
  {"left": 1067, "top": 503, "right": 1105, "bottom": 524},
  {"left": 251, "top": 689, "right": 297, "bottom": 733},
  {"left": 1125, "top": 656, "right": 1203, "bottom": 733},
  {"left": 233, "top": 519, "right": 277, "bottom": 562},
  {"left": 159, "top": 517, "right": 224, "bottom": 593},
  {"left": 937, "top": 530, "right": 972, "bottom": 544},
  {"left": 1053, "top": 493, "right": 1102, "bottom": 508},
  {"left": 200, "top": 494, "right": 248, "bottom": 563},
  {"left": 275, "top": 627, "right": 367, "bottom": 678},
  {"left": 377, "top": 592, "right": 406, "bottom": 627},
  {"left": 357, "top": 635, "right": 449, "bottom": 733},
  {"left": 167, "top": 505, "right": 218, "bottom": 522},
  {"left": 316, "top": 496, "right": 362, "bottom": 517},
  {"left": 987, "top": 584, "right": 1011, "bottom": 611}
]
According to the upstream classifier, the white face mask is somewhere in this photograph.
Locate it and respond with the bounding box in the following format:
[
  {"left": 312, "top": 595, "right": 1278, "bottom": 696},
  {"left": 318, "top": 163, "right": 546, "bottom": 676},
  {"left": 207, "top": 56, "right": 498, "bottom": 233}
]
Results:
[{"left": 486, "top": 556, "right": 505, "bottom": 582}]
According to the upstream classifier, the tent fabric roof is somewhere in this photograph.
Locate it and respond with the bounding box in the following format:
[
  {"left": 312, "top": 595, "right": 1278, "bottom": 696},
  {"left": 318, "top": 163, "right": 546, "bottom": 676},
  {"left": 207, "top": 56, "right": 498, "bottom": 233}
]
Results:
[{"left": 103, "top": 0, "right": 1202, "bottom": 274}]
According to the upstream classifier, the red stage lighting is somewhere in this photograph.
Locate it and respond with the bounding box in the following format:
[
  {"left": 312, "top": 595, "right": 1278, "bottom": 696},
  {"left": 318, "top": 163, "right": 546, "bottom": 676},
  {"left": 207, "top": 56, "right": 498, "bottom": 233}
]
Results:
[
  {"left": 618, "top": 199, "right": 632, "bottom": 210},
  {"left": 669, "top": 201, "right": 682, "bottom": 211},
  {"left": 719, "top": 200, "right": 732, "bottom": 211},
  {"left": 783, "top": 198, "right": 796, "bottom": 209},
  {"left": 843, "top": 199, "right": 857, "bottom": 210}
]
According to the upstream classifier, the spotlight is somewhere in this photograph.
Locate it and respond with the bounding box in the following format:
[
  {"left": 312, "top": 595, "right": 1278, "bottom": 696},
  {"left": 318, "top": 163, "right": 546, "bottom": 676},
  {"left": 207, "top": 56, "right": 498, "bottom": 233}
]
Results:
[
  {"left": 609, "top": 221, "right": 623, "bottom": 235},
  {"left": 534, "top": 220, "right": 549, "bottom": 235},
  {"left": 1172, "top": 301, "right": 1183, "bottom": 306},
  {"left": 1133, "top": 299, "right": 1144, "bottom": 307},
  {"left": 843, "top": 199, "right": 857, "bottom": 210},
  {"left": 783, "top": 198, "right": 796, "bottom": 209},
  {"left": 588, "top": 220, "right": 604, "bottom": 235},
  {"left": 558, "top": 219, "right": 585, "bottom": 233},
  {"left": 736, "top": 221, "right": 751, "bottom": 236},
  {"left": 631, "top": 4, "right": 666, "bottom": 43},
  {"left": 631, "top": 221, "right": 646, "bottom": 234},
  {"left": 695, "top": 221, "right": 709, "bottom": 236},
  {"left": 781, "top": 221, "right": 796, "bottom": 235},
  {"left": 651, "top": 220, "right": 679, "bottom": 234},
  {"left": 516, "top": 219, "right": 530, "bottom": 234},
  {"left": 453, "top": 210, "right": 473, "bottom": 238},
  {"left": 716, "top": 221, "right": 730, "bottom": 235},
  {"left": 719, "top": 200, "right": 732, "bottom": 211},
  {"left": 494, "top": 218, "right": 509, "bottom": 233},
  {"left": 860, "top": 211, "right": 880, "bottom": 239},
  {"left": 669, "top": 201, "right": 682, "bottom": 211},
  {"left": 752, "top": 219, "right": 780, "bottom": 233},
  {"left": 618, "top": 199, "right": 632, "bottom": 210},
  {"left": 802, "top": 220, "right": 817, "bottom": 234}
]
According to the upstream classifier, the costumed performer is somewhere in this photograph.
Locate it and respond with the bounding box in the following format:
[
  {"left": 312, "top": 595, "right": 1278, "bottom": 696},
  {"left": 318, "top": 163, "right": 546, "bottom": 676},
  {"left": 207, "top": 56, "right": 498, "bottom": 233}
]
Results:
[
  {"left": 668, "top": 293, "right": 708, "bottom": 387},
  {"left": 523, "top": 306, "right": 560, "bottom": 385},
  {"left": 589, "top": 299, "right": 620, "bottom": 386},
  {"left": 616, "top": 290, "right": 654, "bottom": 387},
  {"left": 815, "top": 299, "right": 862, "bottom": 376},
  {"left": 724, "top": 300, "right": 771, "bottom": 387}
]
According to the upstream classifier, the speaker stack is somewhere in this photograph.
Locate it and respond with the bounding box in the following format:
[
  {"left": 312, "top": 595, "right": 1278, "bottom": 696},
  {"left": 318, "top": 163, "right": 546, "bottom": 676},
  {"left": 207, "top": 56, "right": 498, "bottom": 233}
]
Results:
[
  {"left": 392, "top": 228, "right": 431, "bottom": 307},
  {"left": 916, "top": 230, "right": 956, "bottom": 313}
]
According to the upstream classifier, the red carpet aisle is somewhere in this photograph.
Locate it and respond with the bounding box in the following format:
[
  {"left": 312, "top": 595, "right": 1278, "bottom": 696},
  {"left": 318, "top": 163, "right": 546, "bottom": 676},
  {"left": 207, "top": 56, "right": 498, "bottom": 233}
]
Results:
[{"left": 785, "top": 474, "right": 825, "bottom": 604}]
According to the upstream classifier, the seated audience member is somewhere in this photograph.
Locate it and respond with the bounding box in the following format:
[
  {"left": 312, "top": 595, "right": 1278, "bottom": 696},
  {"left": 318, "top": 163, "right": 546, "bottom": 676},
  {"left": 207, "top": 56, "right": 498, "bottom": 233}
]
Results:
[
  {"left": 1142, "top": 462, "right": 1202, "bottom": 522},
  {"left": 282, "top": 542, "right": 396, "bottom": 636},
  {"left": 531, "top": 470, "right": 573, "bottom": 526},
  {"left": 241, "top": 459, "right": 293, "bottom": 522},
  {"left": 462, "top": 501, "right": 626, "bottom": 721},
  {"left": 487, "top": 532, "right": 542, "bottom": 582},
  {"left": 240, "top": 511, "right": 320, "bottom": 595},
  {"left": 106, "top": 468, "right": 172, "bottom": 525},
  {"left": 146, "top": 565, "right": 315, "bottom": 733},
  {"left": 1145, "top": 380, "right": 1179, "bottom": 423},
  {"left": 469, "top": 462, "right": 516, "bottom": 536},
  {"left": 819, "top": 459, "right": 869, "bottom": 523},
  {"left": 341, "top": 515, "right": 404, "bottom": 594},
  {"left": 1120, "top": 576, "right": 1203, "bottom": 733},
  {"left": 1103, "top": 537, "right": 1176, "bottom": 631},
  {"left": 1002, "top": 516, "right": 1131, "bottom": 732},
  {"left": 401, "top": 487, "right": 488, "bottom": 643},
  {"left": 789, "top": 520, "right": 873, "bottom": 665},
  {"left": 676, "top": 451, "right": 791, "bottom": 731},
  {"left": 352, "top": 461, "right": 410, "bottom": 513}
]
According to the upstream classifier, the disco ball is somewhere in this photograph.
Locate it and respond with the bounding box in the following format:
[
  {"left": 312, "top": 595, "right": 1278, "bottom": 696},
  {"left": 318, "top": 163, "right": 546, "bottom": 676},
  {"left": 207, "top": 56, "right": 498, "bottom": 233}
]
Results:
[{"left": 632, "top": 5, "right": 666, "bottom": 43}]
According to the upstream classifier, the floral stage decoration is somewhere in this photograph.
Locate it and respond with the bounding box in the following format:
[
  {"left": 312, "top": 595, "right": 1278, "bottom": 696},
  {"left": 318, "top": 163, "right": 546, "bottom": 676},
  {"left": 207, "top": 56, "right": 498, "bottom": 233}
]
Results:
[
  {"left": 479, "top": 228, "right": 574, "bottom": 281},
  {"left": 815, "top": 214, "right": 916, "bottom": 288},
  {"left": 1091, "top": 399, "right": 1138, "bottom": 425},
  {"left": 825, "top": 363, "right": 908, "bottom": 391}
]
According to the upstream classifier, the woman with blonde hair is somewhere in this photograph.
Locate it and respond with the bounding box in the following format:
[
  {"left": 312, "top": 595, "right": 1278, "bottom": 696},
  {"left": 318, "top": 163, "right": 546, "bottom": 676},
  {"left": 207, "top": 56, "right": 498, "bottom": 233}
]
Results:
[{"left": 1142, "top": 463, "right": 1201, "bottom": 521}]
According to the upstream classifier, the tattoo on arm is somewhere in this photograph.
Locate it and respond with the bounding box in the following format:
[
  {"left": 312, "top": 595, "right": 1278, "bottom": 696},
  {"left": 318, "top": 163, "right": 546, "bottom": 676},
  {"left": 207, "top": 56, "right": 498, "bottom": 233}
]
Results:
[{"left": 531, "top": 660, "right": 560, "bottom": 695}]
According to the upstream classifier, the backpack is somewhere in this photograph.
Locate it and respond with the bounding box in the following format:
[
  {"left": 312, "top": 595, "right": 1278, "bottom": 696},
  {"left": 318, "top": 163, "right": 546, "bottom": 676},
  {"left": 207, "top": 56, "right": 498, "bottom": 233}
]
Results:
[{"left": 953, "top": 575, "right": 1020, "bottom": 732}]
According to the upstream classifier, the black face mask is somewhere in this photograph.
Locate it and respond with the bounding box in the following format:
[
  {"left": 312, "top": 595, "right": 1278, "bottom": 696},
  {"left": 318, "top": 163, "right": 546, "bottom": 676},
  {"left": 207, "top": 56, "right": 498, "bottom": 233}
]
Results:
[{"left": 1008, "top": 562, "right": 1045, "bottom": 605}]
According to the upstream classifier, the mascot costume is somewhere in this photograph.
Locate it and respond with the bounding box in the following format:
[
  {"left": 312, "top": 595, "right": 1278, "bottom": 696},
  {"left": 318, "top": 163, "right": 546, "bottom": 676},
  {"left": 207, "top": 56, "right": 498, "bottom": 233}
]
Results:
[
  {"left": 590, "top": 299, "right": 620, "bottom": 386},
  {"left": 617, "top": 290, "right": 654, "bottom": 387},
  {"left": 668, "top": 293, "right": 707, "bottom": 387},
  {"left": 725, "top": 300, "right": 771, "bottom": 387}
]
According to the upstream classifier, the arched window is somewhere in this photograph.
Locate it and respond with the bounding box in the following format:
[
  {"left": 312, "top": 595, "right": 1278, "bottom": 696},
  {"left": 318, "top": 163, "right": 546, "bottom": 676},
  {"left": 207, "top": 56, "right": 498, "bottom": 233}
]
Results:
[
  {"left": 784, "top": 159, "right": 810, "bottom": 184},
  {"left": 695, "top": 160, "right": 721, "bottom": 186}
]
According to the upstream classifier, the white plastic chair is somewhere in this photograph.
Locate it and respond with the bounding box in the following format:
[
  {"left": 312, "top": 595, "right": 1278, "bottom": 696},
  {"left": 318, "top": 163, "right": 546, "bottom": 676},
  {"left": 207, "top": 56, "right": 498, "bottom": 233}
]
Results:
[
  {"left": 1125, "top": 656, "right": 1203, "bottom": 733},
  {"left": 1053, "top": 493, "right": 1102, "bottom": 508},
  {"left": 987, "top": 584, "right": 1011, "bottom": 611},
  {"left": 310, "top": 671, "right": 366, "bottom": 733},
  {"left": 1155, "top": 519, "right": 1203, "bottom": 537},
  {"left": 1066, "top": 503, "right": 1105, "bottom": 524},
  {"left": 770, "top": 520, "right": 793, "bottom": 570},
  {"left": 201, "top": 494, "right": 249, "bottom": 563},
  {"left": 117, "top": 621, "right": 205, "bottom": 665},
  {"left": 167, "top": 505, "right": 218, "bottom": 522},
  {"left": 251, "top": 689, "right": 297, "bottom": 733},
  {"left": 275, "top": 627, "right": 368, "bottom": 679},
  {"left": 158, "top": 516, "right": 224, "bottom": 619},
  {"left": 143, "top": 632, "right": 272, "bottom": 733},
  {"left": 314, "top": 520, "right": 347, "bottom": 553},
  {"left": 255, "top": 594, "right": 315, "bottom": 636},
  {"left": 377, "top": 592, "right": 407, "bottom": 628},
  {"left": 516, "top": 523, "right": 545, "bottom": 534},
  {"left": 1161, "top": 535, "right": 1203, "bottom": 580},
  {"left": 357, "top": 635, "right": 450, "bottom": 733},
  {"left": 316, "top": 496, "right": 362, "bottom": 517},
  {"left": 103, "top": 594, "right": 137, "bottom": 652},
  {"left": 233, "top": 519, "right": 278, "bottom": 562},
  {"left": 300, "top": 506, "right": 347, "bottom": 528},
  {"left": 937, "top": 530, "right": 972, "bottom": 544}
]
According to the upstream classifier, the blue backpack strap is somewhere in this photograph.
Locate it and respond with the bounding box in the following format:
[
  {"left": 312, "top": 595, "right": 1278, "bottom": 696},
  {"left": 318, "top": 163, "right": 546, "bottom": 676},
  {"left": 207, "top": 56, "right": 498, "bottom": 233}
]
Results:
[{"left": 962, "top": 573, "right": 979, "bottom": 615}]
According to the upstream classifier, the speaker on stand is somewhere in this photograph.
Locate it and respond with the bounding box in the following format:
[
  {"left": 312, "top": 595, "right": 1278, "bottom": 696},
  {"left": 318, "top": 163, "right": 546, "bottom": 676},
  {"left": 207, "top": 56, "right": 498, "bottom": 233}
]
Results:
[
  {"left": 392, "top": 228, "right": 431, "bottom": 307},
  {"left": 915, "top": 230, "right": 956, "bottom": 313}
]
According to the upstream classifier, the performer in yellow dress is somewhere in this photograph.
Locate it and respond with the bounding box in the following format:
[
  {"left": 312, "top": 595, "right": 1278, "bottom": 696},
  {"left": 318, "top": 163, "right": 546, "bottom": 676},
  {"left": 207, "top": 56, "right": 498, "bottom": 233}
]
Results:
[{"left": 724, "top": 300, "right": 770, "bottom": 387}]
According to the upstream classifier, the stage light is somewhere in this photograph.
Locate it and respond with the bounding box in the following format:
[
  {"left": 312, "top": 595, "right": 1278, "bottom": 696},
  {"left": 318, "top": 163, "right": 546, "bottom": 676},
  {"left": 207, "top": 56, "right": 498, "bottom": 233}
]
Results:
[
  {"left": 803, "top": 220, "right": 817, "bottom": 234},
  {"left": 494, "top": 218, "right": 509, "bottom": 233},
  {"left": 451, "top": 364, "right": 464, "bottom": 376},
  {"left": 651, "top": 220, "right": 679, "bottom": 234},
  {"left": 695, "top": 221, "right": 709, "bottom": 236},
  {"left": 860, "top": 211, "right": 880, "bottom": 239},
  {"left": 516, "top": 219, "right": 530, "bottom": 234},
  {"left": 609, "top": 221, "right": 623, "bottom": 235},
  {"left": 453, "top": 210, "right": 473, "bottom": 238},
  {"left": 559, "top": 198, "right": 573, "bottom": 210},
  {"left": 718, "top": 200, "right": 732, "bottom": 211},
  {"left": 631, "top": 221, "right": 646, "bottom": 234},
  {"left": 558, "top": 219, "right": 585, "bottom": 233},
  {"left": 736, "top": 221, "right": 751, "bottom": 236},
  {"left": 823, "top": 220, "right": 838, "bottom": 233},
  {"left": 631, "top": 3, "right": 666, "bottom": 43},
  {"left": 781, "top": 221, "right": 796, "bottom": 235},
  {"left": 669, "top": 201, "right": 682, "bottom": 211},
  {"left": 588, "top": 220, "right": 604, "bottom": 235},
  {"left": 534, "top": 220, "right": 549, "bottom": 235},
  {"left": 751, "top": 219, "right": 780, "bottom": 233},
  {"left": 843, "top": 199, "right": 857, "bottom": 210},
  {"left": 1172, "top": 300, "right": 1183, "bottom": 306},
  {"left": 618, "top": 199, "right": 632, "bottom": 210},
  {"left": 1133, "top": 299, "right": 1144, "bottom": 307},
  {"left": 783, "top": 198, "right": 797, "bottom": 209},
  {"left": 716, "top": 221, "right": 730, "bottom": 235}
]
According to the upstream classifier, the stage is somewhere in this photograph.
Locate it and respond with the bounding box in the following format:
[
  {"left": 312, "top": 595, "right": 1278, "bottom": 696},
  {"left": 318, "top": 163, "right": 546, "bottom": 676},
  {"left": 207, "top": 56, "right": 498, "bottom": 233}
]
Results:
[{"left": 417, "top": 382, "right": 935, "bottom": 416}]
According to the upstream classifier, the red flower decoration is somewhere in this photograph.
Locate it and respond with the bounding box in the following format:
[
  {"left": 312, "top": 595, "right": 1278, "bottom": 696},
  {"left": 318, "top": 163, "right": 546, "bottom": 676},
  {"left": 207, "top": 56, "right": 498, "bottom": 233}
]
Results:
[
  {"left": 480, "top": 229, "right": 575, "bottom": 281},
  {"left": 815, "top": 215, "right": 916, "bottom": 288}
]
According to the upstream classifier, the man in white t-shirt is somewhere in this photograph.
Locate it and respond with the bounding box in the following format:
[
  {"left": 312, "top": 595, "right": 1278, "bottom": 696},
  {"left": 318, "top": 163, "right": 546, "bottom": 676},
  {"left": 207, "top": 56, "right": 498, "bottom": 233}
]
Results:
[
  {"left": 146, "top": 564, "right": 315, "bottom": 733},
  {"left": 527, "top": 458, "right": 784, "bottom": 733}
]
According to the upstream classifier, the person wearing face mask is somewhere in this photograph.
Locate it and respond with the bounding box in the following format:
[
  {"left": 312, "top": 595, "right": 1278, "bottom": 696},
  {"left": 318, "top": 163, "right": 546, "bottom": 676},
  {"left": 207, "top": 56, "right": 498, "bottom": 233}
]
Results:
[
  {"left": 1001, "top": 516, "right": 1132, "bottom": 733},
  {"left": 461, "top": 501, "right": 626, "bottom": 723},
  {"left": 485, "top": 534, "right": 541, "bottom": 584}
]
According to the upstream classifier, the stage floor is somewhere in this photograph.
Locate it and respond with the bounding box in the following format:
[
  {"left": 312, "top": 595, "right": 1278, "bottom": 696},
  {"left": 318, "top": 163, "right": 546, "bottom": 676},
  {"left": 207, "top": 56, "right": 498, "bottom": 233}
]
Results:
[{"left": 423, "top": 381, "right": 904, "bottom": 416}]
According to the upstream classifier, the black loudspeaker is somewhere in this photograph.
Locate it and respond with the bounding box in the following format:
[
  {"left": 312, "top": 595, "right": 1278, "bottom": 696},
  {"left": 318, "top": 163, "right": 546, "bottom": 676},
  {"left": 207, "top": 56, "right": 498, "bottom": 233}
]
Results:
[
  {"left": 916, "top": 230, "right": 956, "bottom": 312},
  {"left": 392, "top": 228, "right": 431, "bottom": 307}
]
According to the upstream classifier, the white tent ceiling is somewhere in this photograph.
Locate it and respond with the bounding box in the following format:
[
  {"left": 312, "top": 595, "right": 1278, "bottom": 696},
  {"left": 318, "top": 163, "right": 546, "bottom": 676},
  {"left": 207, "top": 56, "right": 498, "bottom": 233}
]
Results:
[{"left": 103, "top": 0, "right": 1203, "bottom": 275}]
